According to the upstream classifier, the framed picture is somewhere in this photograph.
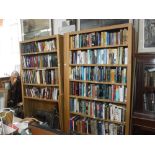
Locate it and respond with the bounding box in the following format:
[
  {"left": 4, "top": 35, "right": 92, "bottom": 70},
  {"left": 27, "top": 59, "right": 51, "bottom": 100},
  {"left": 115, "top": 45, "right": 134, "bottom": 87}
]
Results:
[
  {"left": 0, "top": 89, "right": 8, "bottom": 109},
  {"left": 138, "top": 19, "right": 155, "bottom": 53},
  {"left": 58, "top": 19, "right": 77, "bottom": 34},
  {"left": 21, "top": 19, "right": 53, "bottom": 41},
  {"left": 79, "top": 19, "right": 129, "bottom": 30}
]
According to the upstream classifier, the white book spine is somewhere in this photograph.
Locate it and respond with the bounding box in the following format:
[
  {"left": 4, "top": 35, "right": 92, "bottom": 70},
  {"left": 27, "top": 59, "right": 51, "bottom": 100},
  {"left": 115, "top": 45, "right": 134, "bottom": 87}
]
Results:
[{"left": 124, "top": 48, "right": 128, "bottom": 64}]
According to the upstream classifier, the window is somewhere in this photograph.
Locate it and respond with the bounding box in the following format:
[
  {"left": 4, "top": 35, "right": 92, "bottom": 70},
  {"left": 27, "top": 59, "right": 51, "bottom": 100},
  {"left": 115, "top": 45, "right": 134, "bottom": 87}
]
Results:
[{"left": 0, "top": 19, "right": 21, "bottom": 77}]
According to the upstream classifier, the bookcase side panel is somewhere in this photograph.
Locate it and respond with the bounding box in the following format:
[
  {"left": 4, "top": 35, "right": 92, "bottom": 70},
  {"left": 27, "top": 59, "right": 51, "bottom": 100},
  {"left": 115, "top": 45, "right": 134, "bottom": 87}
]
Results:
[
  {"left": 57, "top": 35, "right": 64, "bottom": 130},
  {"left": 63, "top": 33, "right": 70, "bottom": 133},
  {"left": 125, "top": 24, "right": 133, "bottom": 134}
]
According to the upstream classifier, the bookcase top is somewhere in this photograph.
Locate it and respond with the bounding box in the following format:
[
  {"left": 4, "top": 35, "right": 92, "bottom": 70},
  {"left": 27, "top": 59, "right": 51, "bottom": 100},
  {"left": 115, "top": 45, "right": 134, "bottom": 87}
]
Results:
[
  {"left": 69, "top": 23, "right": 132, "bottom": 35},
  {"left": 20, "top": 34, "right": 63, "bottom": 44}
]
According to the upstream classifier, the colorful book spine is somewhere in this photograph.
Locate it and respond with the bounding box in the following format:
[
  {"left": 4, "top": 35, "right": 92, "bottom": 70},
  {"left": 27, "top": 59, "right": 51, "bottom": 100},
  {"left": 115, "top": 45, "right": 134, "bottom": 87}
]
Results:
[
  {"left": 70, "top": 115, "right": 124, "bottom": 135},
  {"left": 22, "top": 53, "right": 58, "bottom": 68},
  {"left": 25, "top": 86, "right": 58, "bottom": 100}
]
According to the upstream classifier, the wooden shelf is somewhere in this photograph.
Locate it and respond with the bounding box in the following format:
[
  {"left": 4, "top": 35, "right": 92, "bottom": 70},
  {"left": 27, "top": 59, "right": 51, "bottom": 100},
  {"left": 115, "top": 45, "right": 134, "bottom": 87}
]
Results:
[
  {"left": 23, "top": 83, "right": 59, "bottom": 87},
  {"left": 22, "top": 67, "right": 58, "bottom": 70},
  {"left": 70, "top": 131, "right": 90, "bottom": 135},
  {"left": 69, "top": 95, "right": 126, "bottom": 104},
  {"left": 70, "top": 44, "right": 128, "bottom": 51},
  {"left": 20, "top": 35, "right": 57, "bottom": 44},
  {"left": 70, "top": 112, "right": 125, "bottom": 125},
  {"left": 64, "top": 23, "right": 133, "bottom": 134},
  {"left": 69, "top": 64, "right": 127, "bottom": 67},
  {"left": 69, "top": 79, "right": 127, "bottom": 86},
  {"left": 20, "top": 35, "right": 64, "bottom": 131},
  {"left": 24, "top": 96, "right": 58, "bottom": 102},
  {"left": 144, "top": 86, "right": 155, "bottom": 92},
  {"left": 21, "top": 50, "right": 57, "bottom": 56},
  {"left": 69, "top": 23, "right": 130, "bottom": 35}
]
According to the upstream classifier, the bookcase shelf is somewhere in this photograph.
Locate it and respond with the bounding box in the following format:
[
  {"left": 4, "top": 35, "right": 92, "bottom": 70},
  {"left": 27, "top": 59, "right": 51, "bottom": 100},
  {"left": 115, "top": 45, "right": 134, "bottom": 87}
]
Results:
[
  {"left": 23, "top": 83, "right": 59, "bottom": 87},
  {"left": 69, "top": 95, "right": 126, "bottom": 104},
  {"left": 70, "top": 44, "right": 128, "bottom": 51},
  {"left": 64, "top": 23, "right": 133, "bottom": 135},
  {"left": 20, "top": 35, "right": 64, "bottom": 131},
  {"left": 24, "top": 96, "right": 58, "bottom": 102},
  {"left": 70, "top": 112, "right": 126, "bottom": 125},
  {"left": 69, "top": 23, "right": 130, "bottom": 35},
  {"left": 69, "top": 64, "right": 128, "bottom": 67},
  {"left": 69, "top": 79, "right": 127, "bottom": 86},
  {"left": 143, "top": 86, "right": 155, "bottom": 92},
  {"left": 21, "top": 50, "right": 57, "bottom": 56},
  {"left": 22, "top": 67, "right": 59, "bottom": 70}
]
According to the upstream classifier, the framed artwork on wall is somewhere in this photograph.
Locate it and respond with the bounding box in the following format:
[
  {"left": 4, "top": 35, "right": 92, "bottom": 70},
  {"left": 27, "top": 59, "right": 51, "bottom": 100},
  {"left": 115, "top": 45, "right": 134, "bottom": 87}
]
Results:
[
  {"left": 138, "top": 19, "right": 155, "bottom": 53},
  {"left": 58, "top": 19, "right": 77, "bottom": 34},
  {"left": 79, "top": 19, "right": 129, "bottom": 30},
  {"left": 21, "top": 19, "right": 53, "bottom": 41}
]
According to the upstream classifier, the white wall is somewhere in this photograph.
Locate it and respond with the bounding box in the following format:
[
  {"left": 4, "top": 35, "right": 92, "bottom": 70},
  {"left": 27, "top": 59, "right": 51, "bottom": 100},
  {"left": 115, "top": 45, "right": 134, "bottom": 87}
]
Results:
[
  {"left": 0, "top": 19, "right": 134, "bottom": 77},
  {"left": 0, "top": 19, "right": 21, "bottom": 77},
  {"left": 0, "top": 19, "right": 69, "bottom": 77},
  {"left": 53, "top": 19, "right": 66, "bottom": 34}
]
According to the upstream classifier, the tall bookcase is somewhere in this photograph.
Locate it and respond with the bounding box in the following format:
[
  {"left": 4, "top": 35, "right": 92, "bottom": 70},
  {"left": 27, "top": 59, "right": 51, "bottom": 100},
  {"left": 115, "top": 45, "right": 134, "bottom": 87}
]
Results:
[
  {"left": 64, "top": 24, "right": 133, "bottom": 135},
  {"left": 20, "top": 35, "right": 64, "bottom": 130},
  {"left": 132, "top": 54, "right": 155, "bottom": 134}
]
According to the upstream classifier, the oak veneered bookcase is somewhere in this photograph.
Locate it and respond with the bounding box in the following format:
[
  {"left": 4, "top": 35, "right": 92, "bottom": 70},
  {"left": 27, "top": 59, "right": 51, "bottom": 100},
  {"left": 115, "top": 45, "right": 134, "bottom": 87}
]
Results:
[
  {"left": 64, "top": 23, "right": 133, "bottom": 135},
  {"left": 20, "top": 35, "right": 64, "bottom": 130}
]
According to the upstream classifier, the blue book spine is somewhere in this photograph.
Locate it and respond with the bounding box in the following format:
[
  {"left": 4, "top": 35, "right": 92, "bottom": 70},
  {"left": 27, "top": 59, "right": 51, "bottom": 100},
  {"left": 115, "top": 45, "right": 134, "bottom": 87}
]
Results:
[
  {"left": 107, "top": 32, "right": 109, "bottom": 45},
  {"left": 103, "top": 49, "right": 107, "bottom": 64},
  {"left": 81, "top": 67, "right": 83, "bottom": 80},
  {"left": 87, "top": 50, "right": 90, "bottom": 64},
  {"left": 70, "top": 118, "right": 73, "bottom": 130},
  {"left": 88, "top": 67, "right": 90, "bottom": 80},
  {"left": 98, "top": 32, "right": 101, "bottom": 46}
]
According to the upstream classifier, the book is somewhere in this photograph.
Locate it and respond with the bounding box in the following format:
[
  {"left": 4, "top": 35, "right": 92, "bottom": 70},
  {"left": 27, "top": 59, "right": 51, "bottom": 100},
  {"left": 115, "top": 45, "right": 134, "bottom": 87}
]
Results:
[
  {"left": 23, "top": 69, "right": 58, "bottom": 84},
  {"left": 71, "top": 48, "right": 128, "bottom": 65},
  {"left": 22, "top": 40, "right": 56, "bottom": 54},
  {"left": 70, "top": 66, "right": 127, "bottom": 84},
  {"left": 69, "top": 26, "right": 130, "bottom": 135},
  {"left": 22, "top": 53, "right": 58, "bottom": 68},
  {"left": 70, "top": 99, "right": 125, "bottom": 122},
  {"left": 25, "top": 86, "right": 58, "bottom": 100},
  {"left": 69, "top": 115, "right": 125, "bottom": 135}
]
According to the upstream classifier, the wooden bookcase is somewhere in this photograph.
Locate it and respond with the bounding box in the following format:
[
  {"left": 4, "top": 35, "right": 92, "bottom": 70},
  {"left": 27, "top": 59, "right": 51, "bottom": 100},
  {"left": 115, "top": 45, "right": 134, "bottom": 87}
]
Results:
[
  {"left": 20, "top": 35, "right": 64, "bottom": 130},
  {"left": 64, "top": 24, "right": 133, "bottom": 135},
  {"left": 132, "top": 54, "right": 155, "bottom": 134}
]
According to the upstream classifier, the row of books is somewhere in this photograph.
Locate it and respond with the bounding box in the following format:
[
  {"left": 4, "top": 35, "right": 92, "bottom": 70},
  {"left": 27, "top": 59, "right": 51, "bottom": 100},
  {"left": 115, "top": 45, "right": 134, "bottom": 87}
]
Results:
[
  {"left": 70, "top": 82, "right": 127, "bottom": 102},
  {"left": 22, "top": 40, "right": 56, "bottom": 53},
  {"left": 70, "top": 66, "right": 127, "bottom": 83},
  {"left": 71, "top": 48, "right": 128, "bottom": 65},
  {"left": 143, "top": 93, "right": 155, "bottom": 112},
  {"left": 70, "top": 29, "right": 128, "bottom": 49},
  {"left": 70, "top": 116, "right": 124, "bottom": 135},
  {"left": 144, "top": 69, "right": 155, "bottom": 87},
  {"left": 22, "top": 54, "right": 58, "bottom": 68},
  {"left": 70, "top": 98, "right": 125, "bottom": 122},
  {"left": 25, "top": 86, "right": 58, "bottom": 101},
  {"left": 23, "top": 69, "right": 58, "bottom": 84}
]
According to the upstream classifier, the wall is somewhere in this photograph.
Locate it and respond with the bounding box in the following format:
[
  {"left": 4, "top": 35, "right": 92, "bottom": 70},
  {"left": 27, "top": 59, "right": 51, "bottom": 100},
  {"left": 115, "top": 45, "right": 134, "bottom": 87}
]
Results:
[
  {"left": 0, "top": 19, "right": 22, "bottom": 77},
  {"left": 0, "top": 19, "right": 138, "bottom": 77}
]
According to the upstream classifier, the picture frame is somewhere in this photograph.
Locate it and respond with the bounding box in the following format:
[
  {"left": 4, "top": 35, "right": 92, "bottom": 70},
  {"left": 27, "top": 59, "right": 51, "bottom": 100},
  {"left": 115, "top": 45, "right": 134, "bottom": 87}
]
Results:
[
  {"left": 79, "top": 19, "right": 129, "bottom": 30},
  {"left": 0, "top": 89, "right": 8, "bottom": 109},
  {"left": 58, "top": 19, "right": 78, "bottom": 34},
  {"left": 138, "top": 19, "right": 155, "bottom": 53},
  {"left": 21, "top": 19, "right": 53, "bottom": 41}
]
